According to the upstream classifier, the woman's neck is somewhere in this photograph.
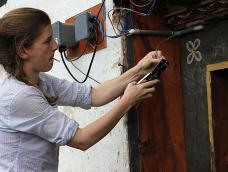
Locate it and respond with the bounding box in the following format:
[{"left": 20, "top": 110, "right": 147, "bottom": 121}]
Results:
[{"left": 23, "top": 66, "right": 39, "bottom": 85}]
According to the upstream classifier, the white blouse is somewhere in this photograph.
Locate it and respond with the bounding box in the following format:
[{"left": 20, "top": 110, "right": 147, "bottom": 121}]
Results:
[{"left": 0, "top": 72, "right": 92, "bottom": 172}]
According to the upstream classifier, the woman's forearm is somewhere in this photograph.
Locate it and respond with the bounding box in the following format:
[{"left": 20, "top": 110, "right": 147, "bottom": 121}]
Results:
[
  {"left": 67, "top": 98, "right": 131, "bottom": 150},
  {"left": 68, "top": 74, "right": 160, "bottom": 151},
  {"left": 91, "top": 65, "right": 141, "bottom": 106},
  {"left": 91, "top": 51, "right": 161, "bottom": 107}
]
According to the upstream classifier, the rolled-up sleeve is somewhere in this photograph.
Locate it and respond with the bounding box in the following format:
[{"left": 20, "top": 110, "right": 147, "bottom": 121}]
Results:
[
  {"left": 9, "top": 87, "right": 78, "bottom": 145},
  {"left": 40, "top": 73, "right": 92, "bottom": 109}
]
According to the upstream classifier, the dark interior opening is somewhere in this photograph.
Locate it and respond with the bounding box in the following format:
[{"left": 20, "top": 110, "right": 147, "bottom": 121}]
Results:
[{"left": 211, "top": 68, "right": 228, "bottom": 172}]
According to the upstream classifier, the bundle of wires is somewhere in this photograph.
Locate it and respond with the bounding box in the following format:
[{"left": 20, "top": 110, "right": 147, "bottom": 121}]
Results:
[
  {"left": 58, "top": 0, "right": 106, "bottom": 84},
  {"left": 58, "top": 0, "right": 158, "bottom": 83}
]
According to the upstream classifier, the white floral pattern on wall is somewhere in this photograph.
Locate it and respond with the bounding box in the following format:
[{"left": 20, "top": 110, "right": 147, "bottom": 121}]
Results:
[{"left": 186, "top": 38, "right": 202, "bottom": 64}]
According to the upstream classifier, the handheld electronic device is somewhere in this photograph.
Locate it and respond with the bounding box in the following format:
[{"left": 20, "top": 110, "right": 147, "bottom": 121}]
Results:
[{"left": 137, "top": 58, "right": 169, "bottom": 84}]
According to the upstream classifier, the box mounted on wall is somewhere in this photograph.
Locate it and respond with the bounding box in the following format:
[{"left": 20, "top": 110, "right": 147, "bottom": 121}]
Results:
[{"left": 66, "top": 3, "right": 107, "bottom": 59}]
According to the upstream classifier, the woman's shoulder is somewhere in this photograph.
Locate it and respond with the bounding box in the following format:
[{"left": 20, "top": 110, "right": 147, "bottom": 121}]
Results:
[
  {"left": 0, "top": 77, "right": 46, "bottom": 115},
  {"left": 0, "top": 76, "right": 42, "bottom": 102}
]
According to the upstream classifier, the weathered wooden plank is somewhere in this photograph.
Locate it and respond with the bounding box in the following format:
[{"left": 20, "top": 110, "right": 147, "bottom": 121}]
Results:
[{"left": 126, "top": 14, "right": 187, "bottom": 172}]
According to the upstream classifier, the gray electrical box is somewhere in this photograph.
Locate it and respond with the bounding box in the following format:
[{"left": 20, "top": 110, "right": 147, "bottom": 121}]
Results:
[
  {"left": 52, "top": 21, "right": 75, "bottom": 47},
  {"left": 52, "top": 12, "right": 96, "bottom": 48},
  {"left": 74, "top": 12, "right": 96, "bottom": 42}
]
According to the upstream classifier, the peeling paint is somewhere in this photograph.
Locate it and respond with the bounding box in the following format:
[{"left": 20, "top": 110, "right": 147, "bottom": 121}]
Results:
[{"left": 62, "top": 106, "right": 76, "bottom": 118}]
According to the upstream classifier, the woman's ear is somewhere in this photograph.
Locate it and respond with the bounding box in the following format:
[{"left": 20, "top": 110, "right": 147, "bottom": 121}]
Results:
[{"left": 17, "top": 46, "right": 29, "bottom": 60}]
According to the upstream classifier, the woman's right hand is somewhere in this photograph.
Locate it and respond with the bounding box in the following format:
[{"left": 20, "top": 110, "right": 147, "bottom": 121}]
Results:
[
  {"left": 68, "top": 80, "right": 159, "bottom": 151},
  {"left": 120, "top": 79, "right": 160, "bottom": 107}
]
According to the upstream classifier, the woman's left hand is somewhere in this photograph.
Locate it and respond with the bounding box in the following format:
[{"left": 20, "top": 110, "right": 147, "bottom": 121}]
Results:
[{"left": 135, "top": 51, "right": 163, "bottom": 76}]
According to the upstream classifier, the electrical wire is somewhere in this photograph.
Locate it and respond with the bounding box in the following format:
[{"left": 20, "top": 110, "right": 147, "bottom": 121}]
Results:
[
  {"left": 102, "top": 0, "right": 158, "bottom": 38},
  {"left": 98, "top": 0, "right": 158, "bottom": 38},
  {"left": 154, "top": 33, "right": 177, "bottom": 57},
  {"left": 66, "top": 41, "right": 89, "bottom": 62},
  {"left": 130, "top": 0, "right": 153, "bottom": 8},
  {"left": 96, "top": 0, "right": 106, "bottom": 22},
  {"left": 94, "top": 2, "right": 123, "bottom": 42},
  {"left": 60, "top": 0, "right": 106, "bottom": 83},
  {"left": 107, "top": 8, "right": 147, "bottom": 37},
  {"left": 70, "top": 60, "right": 101, "bottom": 84},
  {"left": 94, "top": 19, "right": 105, "bottom": 45},
  {"left": 98, "top": 12, "right": 123, "bottom": 38},
  {"left": 156, "top": 34, "right": 176, "bottom": 51},
  {"left": 59, "top": 46, "right": 98, "bottom": 83},
  {"left": 146, "top": 0, "right": 156, "bottom": 15},
  {"left": 116, "top": 14, "right": 128, "bottom": 33},
  {"left": 63, "top": 47, "right": 97, "bottom": 83},
  {"left": 150, "top": 33, "right": 206, "bottom": 91},
  {"left": 59, "top": 0, "right": 159, "bottom": 83}
]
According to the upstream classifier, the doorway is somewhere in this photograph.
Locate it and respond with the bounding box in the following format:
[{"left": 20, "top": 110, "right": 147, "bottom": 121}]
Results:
[{"left": 206, "top": 61, "right": 228, "bottom": 172}]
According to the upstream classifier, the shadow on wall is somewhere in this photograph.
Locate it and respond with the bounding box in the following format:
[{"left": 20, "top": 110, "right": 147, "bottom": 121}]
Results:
[{"left": 0, "top": 0, "right": 7, "bottom": 7}]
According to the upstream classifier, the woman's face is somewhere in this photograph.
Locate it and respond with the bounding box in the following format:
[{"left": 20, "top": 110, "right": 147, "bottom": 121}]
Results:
[{"left": 22, "top": 24, "right": 58, "bottom": 73}]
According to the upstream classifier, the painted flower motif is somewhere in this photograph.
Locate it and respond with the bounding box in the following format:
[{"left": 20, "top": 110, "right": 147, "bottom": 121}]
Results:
[{"left": 186, "top": 38, "right": 202, "bottom": 64}]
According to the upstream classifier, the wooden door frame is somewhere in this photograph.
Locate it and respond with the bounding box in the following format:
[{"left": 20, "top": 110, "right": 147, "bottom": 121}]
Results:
[{"left": 206, "top": 61, "right": 228, "bottom": 172}]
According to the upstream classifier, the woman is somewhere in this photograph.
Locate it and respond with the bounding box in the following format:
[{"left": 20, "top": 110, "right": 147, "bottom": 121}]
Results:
[{"left": 0, "top": 8, "right": 161, "bottom": 171}]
